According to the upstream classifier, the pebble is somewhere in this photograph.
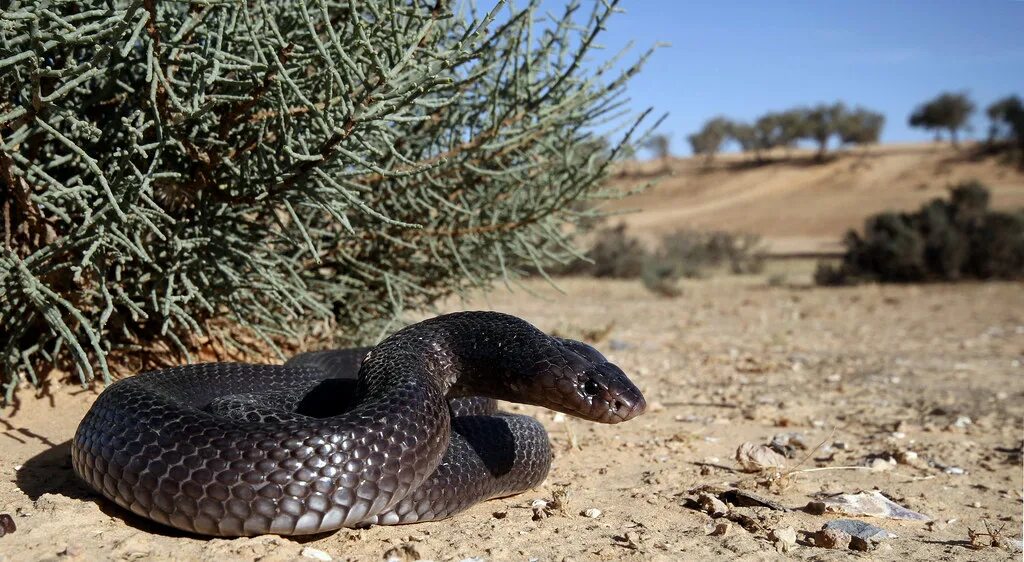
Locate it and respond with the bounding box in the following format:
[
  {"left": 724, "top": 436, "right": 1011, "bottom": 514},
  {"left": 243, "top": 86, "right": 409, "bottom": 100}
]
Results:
[
  {"left": 301, "top": 547, "right": 332, "bottom": 561},
  {"left": 769, "top": 526, "right": 797, "bottom": 552},
  {"left": 608, "top": 339, "right": 632, "bottom": 351},
  {"left": 582, "top": 508, "right": 602, "bottom": 518},
  {"left": 695, "top": 493, "right": 728, "bottom": 518},
  {"left": 867, "top": 457, "right": 896, "bottom": 472},
  {"left": 824, "top": 519, "right": 893, "bottom": 543},
  {"left": 709, "top": 521, "right": 731, "bottom": 536},
  {"left": 812, "top": 528, "right": 852, "bottom": 549},
  {"left": 944, "top": 466, "right": 966, "bottom": 475},
  {"left": 952, "top": 416, "right": 972, "bottom": 429},
  {"left": 734, "top": 442, "right": 787, "bottom": 471},
  {"left": 0, "top": 513, "right": 15, "bottom": 537},
  {"left": 895, "top": 450, "right": 927, "bottom": 468}
]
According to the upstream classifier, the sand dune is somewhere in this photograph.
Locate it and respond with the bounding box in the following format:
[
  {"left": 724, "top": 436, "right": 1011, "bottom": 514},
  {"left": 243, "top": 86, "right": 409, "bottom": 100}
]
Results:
[{"left": 605, "top": 143, "right": 1024, "bottom": 254}]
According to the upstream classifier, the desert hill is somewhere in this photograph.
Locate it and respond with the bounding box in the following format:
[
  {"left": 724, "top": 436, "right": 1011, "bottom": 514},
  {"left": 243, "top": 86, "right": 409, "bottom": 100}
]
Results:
[{"left": 605, "top": 142, "right": 1024, "bottom": 255}]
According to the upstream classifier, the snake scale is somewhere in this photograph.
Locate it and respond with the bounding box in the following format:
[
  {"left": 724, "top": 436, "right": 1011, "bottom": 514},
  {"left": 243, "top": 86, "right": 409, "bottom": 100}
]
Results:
[{"left": 72, "top": 311, "right": 646, "bottom": 536}]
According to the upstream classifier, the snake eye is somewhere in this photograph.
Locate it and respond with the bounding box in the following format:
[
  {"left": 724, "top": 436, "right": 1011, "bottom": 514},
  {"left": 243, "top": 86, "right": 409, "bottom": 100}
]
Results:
[{"left": 582, "top": 379, "right": 601, "bottom": 397}]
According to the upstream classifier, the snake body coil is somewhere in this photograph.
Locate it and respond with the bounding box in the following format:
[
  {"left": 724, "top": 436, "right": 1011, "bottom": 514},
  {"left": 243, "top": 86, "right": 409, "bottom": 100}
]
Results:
[{"left": 72, "top": 312, "right": 645, "bottom": 536}]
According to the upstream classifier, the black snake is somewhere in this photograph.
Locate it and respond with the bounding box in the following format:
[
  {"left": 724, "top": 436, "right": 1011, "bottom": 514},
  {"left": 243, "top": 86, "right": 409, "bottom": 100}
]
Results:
[{"left": 72, "top": 311, "right": 646, "bottom": 536}]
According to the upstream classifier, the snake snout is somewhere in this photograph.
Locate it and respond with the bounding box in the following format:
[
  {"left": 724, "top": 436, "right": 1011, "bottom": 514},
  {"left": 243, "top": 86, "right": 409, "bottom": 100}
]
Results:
[{"left": 577, "top": 362, "right": 646, "bottom": 424}]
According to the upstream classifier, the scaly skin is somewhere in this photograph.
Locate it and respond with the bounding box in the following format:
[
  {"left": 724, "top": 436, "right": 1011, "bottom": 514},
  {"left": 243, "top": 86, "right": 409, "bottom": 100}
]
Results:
[{"left": 72, "top": 311, "right": 646, "bottom": 536}]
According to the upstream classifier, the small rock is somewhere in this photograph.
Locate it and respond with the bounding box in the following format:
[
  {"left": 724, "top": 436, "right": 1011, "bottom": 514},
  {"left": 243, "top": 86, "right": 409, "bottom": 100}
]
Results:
[
  {"left": 812, "top": 528, "right": 852, "bottom": 549},
  {"left": 696, "top": 492, "right": 729, "bottom": 518},
  {"left": 894, "top": 450, "right": 927, "bottom": 468},
  {"left": 582, "top": 508, "right": 602, "bottom": 518},
  {"left": 867, "top": 457, "right": 896, "bottom": 472},
  {"left": 492, "top": 510, "right": 507, "bottom": 519},
  {"left": 608, "top": 339, "right": 632, "bottom": 351},
  {"left": 301, "top": 546, "right": 332, "bottom": 561},
  {"left": 849, "top": 536, "right": 872, "bottom": 551},
  {"left": 720, "top": 489, "right": 789, "bottom": 511},
  {"left": 61, "top": 544, "right": 84, "bottom": 558},
  {"left": 709, "top": 521, "right": 732, "bottom": 536},
  {"left": 824, "top": 519, "right": 893, "bottom": 545},
  {"left": 944, "top": 466, "right": 966, "bottom": 475},
  {"left": 952, "top": 415, "right": 972, "bottom": 429},
  {"left": 805, "top": 491, "right": 931, "bottom": 521},
  {"left": 770, "top": 432, "right": 809, "bottom": 458},
  {"left": 735, "top": 442, "right": 787, "bottom": 472},
  {"left": 833, "top": 441, "right": 849, "bottom": 450},
  {"left": 769, "top": 526, "right": 797, "bottom": 552},
  {"left": 382, "top": 544, "right": 420, "bottom": 562},
  {"left": 0, "top": 513, "right": 16, "bottom": 536}
]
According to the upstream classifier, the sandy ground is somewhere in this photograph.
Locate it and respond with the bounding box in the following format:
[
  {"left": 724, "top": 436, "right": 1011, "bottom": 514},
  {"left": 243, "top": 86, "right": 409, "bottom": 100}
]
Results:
[
  {"left": 1, "top": 274, "right": 1022, "bottom": 561},
  {"left": 607, "top": 143, "right": 1024, "bottom": 254}
]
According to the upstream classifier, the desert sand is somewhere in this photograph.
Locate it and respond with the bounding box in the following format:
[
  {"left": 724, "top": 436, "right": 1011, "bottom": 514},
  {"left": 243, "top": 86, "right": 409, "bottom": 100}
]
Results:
[
  {"left": 606, "top": 143, "right": 1024, "bottom": 254},
  {"left": 2, "top": 273, "right": 1022, "bottom": 561},
  {"left": 1, "top": 146, "right": 1022, "bottom": 561}
]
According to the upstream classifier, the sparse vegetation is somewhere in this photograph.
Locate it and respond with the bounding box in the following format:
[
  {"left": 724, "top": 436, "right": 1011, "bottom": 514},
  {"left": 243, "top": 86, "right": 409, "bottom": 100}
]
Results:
[
  {"left": 837, "top": 107, "right": 886, "bottom": 148},
  {"left": 803, "top": 102, "right": 847, "bottom": 160},
  {"left": 688, "top": 117, "right": 731, "bottom": 163},
  {"left": 815, "top": 181, "right": 1024, "bottom": 284},
  {"left": 641, "top": 229, "right": 765, "bottom": 296},
  {"left": 551, "top": 223, "right": 764, "bottom": 295},
  {"left": 985, "top": 95, "right": 1024, "bottom": 165},
  {"left": 909, "top": 91, "right": 975, "bottom": 146},
  {"left": 688, "top": 102, "right": 885, "bottom": 164},
  {"left": 569, "top": 223, "right": 647, "bottom": 279}
]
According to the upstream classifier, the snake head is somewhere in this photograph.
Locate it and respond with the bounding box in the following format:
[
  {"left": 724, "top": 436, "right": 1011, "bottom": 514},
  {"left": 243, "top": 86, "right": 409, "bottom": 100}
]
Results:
[{"left": 540, "top": 338, "right": 646, "bottom": 424}]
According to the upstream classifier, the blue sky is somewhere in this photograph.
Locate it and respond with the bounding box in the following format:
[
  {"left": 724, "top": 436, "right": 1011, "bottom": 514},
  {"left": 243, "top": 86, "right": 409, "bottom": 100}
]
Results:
[{"left": 571, "top": 1, "right": 1024, "bottom": 155}]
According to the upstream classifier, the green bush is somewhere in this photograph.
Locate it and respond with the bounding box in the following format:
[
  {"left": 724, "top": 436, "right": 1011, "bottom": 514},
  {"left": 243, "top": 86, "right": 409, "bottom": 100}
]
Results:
[
  {"left": 0, "top": 1, "right": 653, "bottom": 401},
  {"left": 816, "top": 181, "right": 1024, "bottom": 284},
  {"left": 640, "top": 229, "right": 764, "bottom": 296}
]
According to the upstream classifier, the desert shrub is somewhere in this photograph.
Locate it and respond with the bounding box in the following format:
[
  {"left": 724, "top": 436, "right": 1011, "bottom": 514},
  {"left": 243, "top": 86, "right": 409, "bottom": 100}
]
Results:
[
  {"left": 542, "top": 223, "right": 647, "bottom": 278},
  {"left": 0, "top": 1, "right": 653, "bottom": 401},
  {"left": 816, "top": 181, "right": 1024, "bottom": 284},
  {"left": 638, "top": 229, "right": 765, "bottom": 296},
  {"left": 640, "top": 258, "right": 683, "bottom": 297},
  {"left": 657, "top": 230, "right": 765, "bottom": 276}
]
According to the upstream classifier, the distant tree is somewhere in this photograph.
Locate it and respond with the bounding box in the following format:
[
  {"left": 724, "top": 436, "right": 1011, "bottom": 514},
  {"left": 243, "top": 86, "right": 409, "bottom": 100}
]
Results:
[
  {"left": 986, "top": 96, "right": 1024, "bottom": 143},
  {"left": 986, "top": 95, "right": 1024, "bottom": 166},
  {"left": 687, "top": 117, "right": 731, "bottom": 163},
  {"left": 908, "top": 92, "right": 975, "bottom": 146},
  {"left": 754, "top": 113, "right": 785, "bottom": 155},
  {"left": 776, "top": 109, "right": 809, "bottom": 154},
  {"left": 727, "top": 122, "right": 763, "bottom": 161},
  {"left": 801, "top": 102, "right": 846, "bottom": 160},
  {"left": 643, "top": 134, "right": 671, "bottom": 162},
  {"left": 837, "top": 107, "right": 886, "bottom": 148}
]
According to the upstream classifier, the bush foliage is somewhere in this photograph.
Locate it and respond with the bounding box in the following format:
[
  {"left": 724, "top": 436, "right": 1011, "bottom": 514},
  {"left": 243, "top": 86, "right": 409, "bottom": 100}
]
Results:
[
  {"left": 556, "top": 223, "right": 764, "bottom": 295},
  {"left": 816, "top": 181, "right": 1024, "bottom": 285},
  {"left": 688, "top": 102, "right": 884, "bottom": 162},
  {"left": 0, "top": 1, "right": 656, "bottom": 401}
]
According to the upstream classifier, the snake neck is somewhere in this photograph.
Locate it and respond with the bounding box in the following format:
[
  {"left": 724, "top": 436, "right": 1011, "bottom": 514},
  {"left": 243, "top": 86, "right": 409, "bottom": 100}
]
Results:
[{"left": 357, "top": 311, "right": 550, "bottom": 404}]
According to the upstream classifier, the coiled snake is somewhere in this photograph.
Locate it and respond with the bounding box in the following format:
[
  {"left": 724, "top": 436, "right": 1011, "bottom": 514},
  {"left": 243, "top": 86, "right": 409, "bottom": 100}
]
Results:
[{"left": 72, "top": 311, "right": 646, "bottom": 536}]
